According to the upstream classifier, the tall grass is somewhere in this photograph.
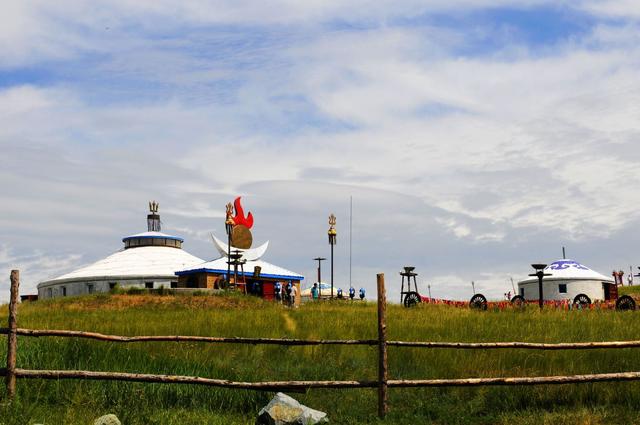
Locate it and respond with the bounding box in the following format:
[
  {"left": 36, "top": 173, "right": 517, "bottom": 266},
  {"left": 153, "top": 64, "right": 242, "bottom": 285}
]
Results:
[{"left": 2, "top": 294, "right": 640, "bottom": 424}]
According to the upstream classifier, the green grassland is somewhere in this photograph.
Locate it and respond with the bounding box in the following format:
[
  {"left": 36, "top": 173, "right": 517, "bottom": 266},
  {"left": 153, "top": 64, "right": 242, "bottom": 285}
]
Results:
[
  {"left": 619, "top": 285, "right": 640, "bottom": 296},
  {"left": 2, "top": 293, "right": 640, "bottom": 424}
]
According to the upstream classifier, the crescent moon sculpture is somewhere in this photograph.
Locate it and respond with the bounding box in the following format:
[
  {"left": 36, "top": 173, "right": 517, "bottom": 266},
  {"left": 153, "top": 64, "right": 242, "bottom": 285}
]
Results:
[{"left": 210, "top": 233, "right": 269, "bottom": 261}]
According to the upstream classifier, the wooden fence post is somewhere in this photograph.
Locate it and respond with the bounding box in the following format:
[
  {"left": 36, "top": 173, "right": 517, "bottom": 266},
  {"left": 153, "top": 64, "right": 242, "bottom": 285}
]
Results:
[
  {"left": 377, "top": 273, "right": 388, "bottom": 418},
  {"left": 6, "top": 270, "right": 19, "bottom": 400}
]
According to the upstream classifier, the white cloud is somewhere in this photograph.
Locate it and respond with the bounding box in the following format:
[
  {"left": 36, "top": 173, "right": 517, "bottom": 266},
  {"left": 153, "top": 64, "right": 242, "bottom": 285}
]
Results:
[
  {"left": 579, "top": 0, "right": 640, "bottom": 18},
  {"left": 0, "top": 244, "right": 84, "bottom": 301}
]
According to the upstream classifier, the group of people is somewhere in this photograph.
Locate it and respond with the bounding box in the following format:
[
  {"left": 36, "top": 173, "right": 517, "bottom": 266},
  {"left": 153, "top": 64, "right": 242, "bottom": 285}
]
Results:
[
  {"left": 272, "top": 281, "right": 367, "bottom": 305},
  {"left": 273, "top": 281, "right": 296, "bottom": 306}
]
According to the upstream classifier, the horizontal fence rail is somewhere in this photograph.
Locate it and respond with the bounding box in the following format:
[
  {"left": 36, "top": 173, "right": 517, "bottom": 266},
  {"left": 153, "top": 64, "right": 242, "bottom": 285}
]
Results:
[
  {"left": 386, "top": 340, "right": 640, "bottom": 350},
  {"left": 4, "top": 328, "right": 640, "bottom": 350},
  {"left": 0, "top": 328, "right": 378, "bottom": 346},
  {"left": 3, "top": 368, "right": 640, "bottom": 390}
]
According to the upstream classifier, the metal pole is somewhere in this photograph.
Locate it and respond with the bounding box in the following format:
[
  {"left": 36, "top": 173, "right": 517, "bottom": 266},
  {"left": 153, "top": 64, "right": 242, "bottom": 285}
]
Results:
[
  {"left": 530, "top": 264, "right": 551, "bottom": 310},
  {"left": 330, "top": 243, "right": 334, "bottom": 300},
  {"left": 377, "top": 273, "right": 388, "bottom": 418},
  {"left": 349, "top": 196, "right": 352, "bottom": 290},
  {"left": 318, "top": 261, "right": 322, "bottom": 299},
  {"left": 314, "top": 258, "right": 326, "bottom": 300},
  {"left": 6, "top": 270, "right": 19, "bottom": 400},
  {"left": 428, "top": 284, "right": 431, "bottom": 299},
  {"left": 538, "top": 272, "right": 544, "bottom": 309}
]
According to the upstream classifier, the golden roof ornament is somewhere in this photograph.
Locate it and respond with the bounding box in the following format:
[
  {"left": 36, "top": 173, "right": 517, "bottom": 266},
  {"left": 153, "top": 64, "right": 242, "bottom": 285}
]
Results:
[
  {"left": 149, "top": 200, "right": 159, "bottom": 214},
  {"left": 328, "top": 213, "right": 337, "bottom": 235},
  {"left": 225, "top": 202, "right": 235, "bottom": 226},
  {"left": 328, "top": 213, "right": 337, "bottom": 245}
]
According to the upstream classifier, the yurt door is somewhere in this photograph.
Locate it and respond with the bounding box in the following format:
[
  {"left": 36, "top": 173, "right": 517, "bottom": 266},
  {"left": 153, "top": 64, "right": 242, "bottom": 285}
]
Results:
[{"left": 603, "top": 282, "right": 618, "bottom": 301}]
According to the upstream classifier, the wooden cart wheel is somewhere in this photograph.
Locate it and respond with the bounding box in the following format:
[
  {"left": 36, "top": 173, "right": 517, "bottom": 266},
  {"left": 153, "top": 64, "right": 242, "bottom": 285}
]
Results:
[
  {"left": 573, "top": 293, "right": 591, "bottom": 306},
  {"left": 403, "top": 292, "right": 421, "bottom": 308},
  {"left": 510, "top": 295, "right": 525, "bottom": 307},
  {"left": 616, "top": 295, "right": 636, "bottom": 311},
  {"left": 469, "top": 293, "right": 488, "bottom": 310}
]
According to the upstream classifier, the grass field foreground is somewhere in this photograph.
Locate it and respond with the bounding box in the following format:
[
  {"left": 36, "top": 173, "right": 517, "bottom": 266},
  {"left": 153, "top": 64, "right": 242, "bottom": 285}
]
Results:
[{"left": 2, "top": 293, "right": 640, "bottom": 424}]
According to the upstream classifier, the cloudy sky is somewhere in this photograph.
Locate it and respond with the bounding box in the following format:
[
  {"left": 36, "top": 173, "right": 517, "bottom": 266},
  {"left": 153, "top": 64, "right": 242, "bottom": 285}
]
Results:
[{"left": 1, "top": 1, "right": 640, "bottom": 303}]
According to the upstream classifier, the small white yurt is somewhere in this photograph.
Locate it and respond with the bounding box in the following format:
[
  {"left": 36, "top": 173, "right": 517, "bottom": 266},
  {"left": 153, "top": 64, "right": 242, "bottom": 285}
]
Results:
[
  {"left": 300, "top": 282, "right": 340, "bottom": 299},
  {"left": 517, "top": 259, "right": 615, "bottom": 304}
]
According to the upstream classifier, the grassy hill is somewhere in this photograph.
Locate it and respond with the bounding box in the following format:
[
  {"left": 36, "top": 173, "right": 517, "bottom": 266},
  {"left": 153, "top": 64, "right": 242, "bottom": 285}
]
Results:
[{"left": 3, "top": 293, "right": 640, "bottom": 424}]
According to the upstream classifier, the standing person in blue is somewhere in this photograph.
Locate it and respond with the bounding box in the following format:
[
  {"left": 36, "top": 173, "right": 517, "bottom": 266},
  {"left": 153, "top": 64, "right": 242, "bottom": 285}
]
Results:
[
  {"left": 311, "top": 283, "right": 319, "bottom": 300},
  {"left": 359, "top": 288, "right": 366, "bottom": 300},
  {"left": 274, "top": 282, "right": 282, "bottom": 303},
  {"left": 349, "top": 287, "right": 355, "bottom": 300},
  {"left": 337, "top": 288, "right": 343, "bottom": 299}
]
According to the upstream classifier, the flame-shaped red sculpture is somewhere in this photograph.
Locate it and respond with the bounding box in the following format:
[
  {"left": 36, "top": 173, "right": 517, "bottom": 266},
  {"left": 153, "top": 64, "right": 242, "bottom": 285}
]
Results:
[{"left": 233, "top": 196, "right": 254, "bottom": 229}]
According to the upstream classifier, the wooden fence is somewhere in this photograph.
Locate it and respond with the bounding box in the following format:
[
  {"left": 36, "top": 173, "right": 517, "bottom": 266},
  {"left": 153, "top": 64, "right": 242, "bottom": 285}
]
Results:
[{"left": 4, "top": 269, "right": 640, "bottom": 418}]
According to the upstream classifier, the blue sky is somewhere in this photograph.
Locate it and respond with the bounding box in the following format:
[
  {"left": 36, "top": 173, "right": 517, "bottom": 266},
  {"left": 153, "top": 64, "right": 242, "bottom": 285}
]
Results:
[{"left": 1, "top": 0, "right": 640, "bottom": 302}]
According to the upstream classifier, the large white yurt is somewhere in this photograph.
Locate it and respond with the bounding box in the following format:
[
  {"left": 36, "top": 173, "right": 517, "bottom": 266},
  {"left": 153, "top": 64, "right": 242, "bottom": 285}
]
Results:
[
  {"left": 37, "top": 202, "right": 204, "bottom": 299},
  {"left": 517, "top": 259, "right": 616, "bottom": 304}
]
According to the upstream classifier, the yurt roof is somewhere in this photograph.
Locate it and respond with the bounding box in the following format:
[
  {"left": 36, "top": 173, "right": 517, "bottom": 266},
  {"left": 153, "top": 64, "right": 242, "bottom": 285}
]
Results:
[
  {"left": 177, "top": 257, "right": 304, "bottom": 281},
  {"left": 38, "top": 246, "right": 204, "bottom": 287},
  {"left": 518, "top": 259, "right": 613, "bottom": 284}
]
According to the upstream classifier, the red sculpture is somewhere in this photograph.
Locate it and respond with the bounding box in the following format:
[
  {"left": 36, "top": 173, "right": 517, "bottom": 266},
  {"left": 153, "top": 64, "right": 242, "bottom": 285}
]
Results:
[{"left": 233, "top": 197, "right": 254, "bottom": 229}]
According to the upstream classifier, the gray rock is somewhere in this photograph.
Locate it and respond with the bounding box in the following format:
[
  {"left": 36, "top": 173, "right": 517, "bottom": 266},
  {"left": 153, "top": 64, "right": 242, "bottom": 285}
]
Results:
[
  {"left": 93, "top": 414, "right": 121, "bottom": 425},
  {"left": 256, "top": 392, "right": 328, "bottom": 425}
]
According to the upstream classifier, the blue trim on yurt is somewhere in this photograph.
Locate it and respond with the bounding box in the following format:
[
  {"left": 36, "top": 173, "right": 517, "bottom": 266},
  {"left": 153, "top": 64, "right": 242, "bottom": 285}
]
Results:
[{"left": 175, "top": 268, "right": 304, "bottom": 281}]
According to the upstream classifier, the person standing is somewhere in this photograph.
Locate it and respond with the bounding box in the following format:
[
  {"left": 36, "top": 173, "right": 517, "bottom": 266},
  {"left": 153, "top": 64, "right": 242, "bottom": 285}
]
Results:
[
  {"left": 274, "top": 282, "right": 282, "bottom": 303},
  {"left": 285, "top": 282, "right": 293, "bottom": 306},
  {"left": 311, "top": 283, "right": 319, "bottom": 300},
  {"left": 290, "top": 282, "right": 297, "bottom": 307}
]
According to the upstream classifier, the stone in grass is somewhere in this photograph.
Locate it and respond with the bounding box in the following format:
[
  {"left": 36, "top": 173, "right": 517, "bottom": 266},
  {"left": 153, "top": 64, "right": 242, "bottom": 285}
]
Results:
[
  {"left": 94, "top": 414, "right": 122, "bottom": 425},
  {"left": 256, "top": 392, "right": 328, "bottom": 425}
]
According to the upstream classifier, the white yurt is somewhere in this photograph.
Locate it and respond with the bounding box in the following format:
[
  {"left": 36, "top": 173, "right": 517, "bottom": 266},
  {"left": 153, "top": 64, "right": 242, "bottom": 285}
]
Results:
[
  {"left": 37, "top": 202, "right": 204, "bottom": 299},
  {"left": 300, "top": 282, "right": 340, "bottom": 299},
  {"left": 517, "top": 259, "right": 615, "bottom": 304}
]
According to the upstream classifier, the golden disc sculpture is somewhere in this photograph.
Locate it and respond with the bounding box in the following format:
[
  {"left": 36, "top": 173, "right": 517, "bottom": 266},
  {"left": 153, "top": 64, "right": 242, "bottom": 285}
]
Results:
[{"left": 231, "top": 224, "right": 253, "bottom": 249}]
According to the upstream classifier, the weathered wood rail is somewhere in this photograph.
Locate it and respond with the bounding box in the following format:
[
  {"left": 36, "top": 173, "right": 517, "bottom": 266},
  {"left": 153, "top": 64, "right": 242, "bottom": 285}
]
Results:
[
  {"left": 4, "top": 269, "right": 640, "bottom": 419},
  {"left": 5, "top": 328, "right": 640, "bottom": 350}
]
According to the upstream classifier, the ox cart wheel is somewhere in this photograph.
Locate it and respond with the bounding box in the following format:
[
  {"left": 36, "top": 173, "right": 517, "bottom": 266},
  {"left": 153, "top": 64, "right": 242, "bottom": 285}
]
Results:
[
  {"left": 469, "top": 293, "right": 488, "bottom": 310},
  {"left": 510, "top": 295, "right": 525, "bottom": 307},
  {"left": 616, "top": 295, "right": 636, "bottom": 311},
  {"left": 573, "top": 293, "right": 591, "bottom": 306},
  {"left": 403, "top": 292, "right": 421, "bottom": 308}
]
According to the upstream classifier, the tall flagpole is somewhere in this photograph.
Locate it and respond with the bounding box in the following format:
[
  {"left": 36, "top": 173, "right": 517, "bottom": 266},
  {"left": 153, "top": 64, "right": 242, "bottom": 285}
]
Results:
[{"left": 349, "top": 195, "right": 353, "bottom": 290}]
